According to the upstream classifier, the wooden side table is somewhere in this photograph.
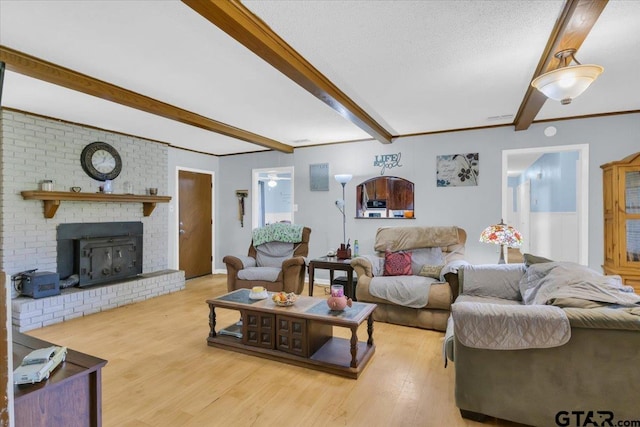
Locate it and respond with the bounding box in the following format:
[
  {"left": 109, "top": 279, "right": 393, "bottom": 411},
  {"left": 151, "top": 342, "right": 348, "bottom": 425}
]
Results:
[
  {"left": 13, "top": 332, "right": 107, "bottom": 427},
  {"left": 308, "top": 256, "right": 356, "bottom": 299}
]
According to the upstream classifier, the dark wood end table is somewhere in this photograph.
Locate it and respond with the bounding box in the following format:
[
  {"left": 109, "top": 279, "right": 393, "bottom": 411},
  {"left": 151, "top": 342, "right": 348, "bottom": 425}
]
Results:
[
  {"left": 308, "top": 256, "right": 355, "bottom": 299},
  {"left": 13, "top": 333, "right": 107, "bottom": 427}
]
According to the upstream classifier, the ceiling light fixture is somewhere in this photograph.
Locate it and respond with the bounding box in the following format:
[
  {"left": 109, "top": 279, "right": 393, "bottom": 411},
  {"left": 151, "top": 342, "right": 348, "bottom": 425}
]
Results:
[
  {"left": 531, "top": 49, "right": 603, "bottom": 105},
  {"left": 268, "top": 179, "right": 277, "bottom": 188}
]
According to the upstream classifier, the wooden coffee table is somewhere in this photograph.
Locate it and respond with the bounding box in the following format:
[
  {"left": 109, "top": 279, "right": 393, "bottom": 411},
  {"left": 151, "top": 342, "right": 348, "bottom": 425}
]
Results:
[{"left": 206, "top": 289, "right": 376, "bottom": 379}]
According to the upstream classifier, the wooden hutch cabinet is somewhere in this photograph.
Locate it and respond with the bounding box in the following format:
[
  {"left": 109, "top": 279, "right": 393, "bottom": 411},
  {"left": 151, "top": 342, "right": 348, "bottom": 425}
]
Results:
[{"left": 601, "top": 152, "right": 640, "bottom": 292}]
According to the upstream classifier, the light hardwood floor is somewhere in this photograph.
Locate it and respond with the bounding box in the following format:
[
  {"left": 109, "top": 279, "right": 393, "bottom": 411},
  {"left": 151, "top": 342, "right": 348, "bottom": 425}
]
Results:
[{"left": 28, "top": 275, "right": 525, "bottom": 427}]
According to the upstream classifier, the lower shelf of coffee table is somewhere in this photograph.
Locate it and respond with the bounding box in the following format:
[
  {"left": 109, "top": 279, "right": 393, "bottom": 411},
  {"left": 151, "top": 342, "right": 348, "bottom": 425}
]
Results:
[{"left": 207, "top": 334, "right": 374, "bottom": 379}]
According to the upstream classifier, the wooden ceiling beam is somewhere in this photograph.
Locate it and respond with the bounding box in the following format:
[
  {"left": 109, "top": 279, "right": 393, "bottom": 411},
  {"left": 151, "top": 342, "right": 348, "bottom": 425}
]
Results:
[
  {"left": 514, "top": 0, "right": 608, "bottom": 131},
  {"left": 182, "top": 0, "right": 393, "bottom": 144},
  {"left": 0, "top": 45, "right": 294, "bottom": 153}
]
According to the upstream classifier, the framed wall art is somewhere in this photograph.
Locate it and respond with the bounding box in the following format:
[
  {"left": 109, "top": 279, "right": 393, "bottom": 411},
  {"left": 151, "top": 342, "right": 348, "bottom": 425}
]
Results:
[{"left": 436, "top": 153, "right": 479, "bottom": 187}]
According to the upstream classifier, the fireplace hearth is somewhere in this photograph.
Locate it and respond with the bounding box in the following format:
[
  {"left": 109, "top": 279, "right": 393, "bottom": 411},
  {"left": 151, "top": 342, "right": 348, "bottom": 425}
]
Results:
[{"left": 57, "top": 222, "right": 143, "bottom": 287}]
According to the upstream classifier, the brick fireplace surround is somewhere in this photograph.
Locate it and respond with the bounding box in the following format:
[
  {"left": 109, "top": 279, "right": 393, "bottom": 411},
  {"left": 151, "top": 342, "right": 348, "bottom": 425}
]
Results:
[
  {"left": 12, "top": 270, "right": 184, "bottom": 332},
  {"left": 1, "top": 110, "right": 186, "bottom": 332}
]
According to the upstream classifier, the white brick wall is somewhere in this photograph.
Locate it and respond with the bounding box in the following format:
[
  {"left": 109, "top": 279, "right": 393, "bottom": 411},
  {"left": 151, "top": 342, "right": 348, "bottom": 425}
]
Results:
[
  {"left": 1, "top": 110, "right": 170, "bottom": 286},
  {"left": 12, "top": 270, "right": 185, "bottom": 332}
]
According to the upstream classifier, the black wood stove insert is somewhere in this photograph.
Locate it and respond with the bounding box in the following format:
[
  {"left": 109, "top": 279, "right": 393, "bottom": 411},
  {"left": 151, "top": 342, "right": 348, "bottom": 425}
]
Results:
[{"left": 57, "top": 222, "right": 143, "bottom": 287}]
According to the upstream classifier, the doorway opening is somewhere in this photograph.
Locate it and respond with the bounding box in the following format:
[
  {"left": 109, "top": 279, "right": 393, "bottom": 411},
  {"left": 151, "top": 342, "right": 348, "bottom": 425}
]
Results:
[
  {"left": 252, "top": 166, "right": 294, "bottom": 229},
  {"left": 502, "top": 144, "right": 588, "bottom": 265}
]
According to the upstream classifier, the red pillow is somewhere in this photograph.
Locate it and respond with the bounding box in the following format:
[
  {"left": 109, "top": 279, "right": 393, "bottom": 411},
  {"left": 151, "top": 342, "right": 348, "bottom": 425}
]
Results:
[{"left": 383, "top": 250, "right": 412, "bottom": 276}]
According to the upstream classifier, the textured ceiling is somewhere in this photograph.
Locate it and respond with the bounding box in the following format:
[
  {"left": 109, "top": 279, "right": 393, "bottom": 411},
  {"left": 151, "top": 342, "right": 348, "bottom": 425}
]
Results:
[
  {"left": 1, "top": 0, "right": 638, "bottom": 155},
  {"left": 244, "top": 0, "right": 564, "bottom": 134}
]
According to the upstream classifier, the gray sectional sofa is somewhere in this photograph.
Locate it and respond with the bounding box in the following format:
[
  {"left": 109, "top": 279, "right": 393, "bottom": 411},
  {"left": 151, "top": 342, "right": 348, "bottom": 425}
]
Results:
[{"left": 444, "top": 260, "right": 640, "bottom": 426}]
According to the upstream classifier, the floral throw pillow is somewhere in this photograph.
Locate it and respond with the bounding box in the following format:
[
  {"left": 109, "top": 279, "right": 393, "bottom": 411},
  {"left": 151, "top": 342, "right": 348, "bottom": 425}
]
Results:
[{"left": 383, "top": 250, "right": 412, "bottom": 276}]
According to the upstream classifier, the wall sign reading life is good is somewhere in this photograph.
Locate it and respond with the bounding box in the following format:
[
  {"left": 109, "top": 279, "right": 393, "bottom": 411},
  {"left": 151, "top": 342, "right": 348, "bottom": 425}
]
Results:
[{"left": 373, "top": 152, "right": 403, "bottom": 175}]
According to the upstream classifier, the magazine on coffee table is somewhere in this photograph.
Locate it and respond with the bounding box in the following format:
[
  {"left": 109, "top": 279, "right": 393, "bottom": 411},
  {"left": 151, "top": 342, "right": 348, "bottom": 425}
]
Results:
[{"left": 218, "top": 323, "right": 242, "bottom": 339}]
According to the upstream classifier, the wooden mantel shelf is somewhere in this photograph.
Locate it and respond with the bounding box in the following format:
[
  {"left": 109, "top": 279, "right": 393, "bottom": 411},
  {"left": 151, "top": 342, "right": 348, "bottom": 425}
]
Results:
[{"left": 21, "top": 190, "right": 172, "bottom": 218}]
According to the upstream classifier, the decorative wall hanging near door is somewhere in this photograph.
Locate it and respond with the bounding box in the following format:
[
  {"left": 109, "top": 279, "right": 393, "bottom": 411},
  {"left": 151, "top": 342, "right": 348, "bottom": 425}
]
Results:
[{"left": 236, "top": 190, "right": 248, "bottom": 227}]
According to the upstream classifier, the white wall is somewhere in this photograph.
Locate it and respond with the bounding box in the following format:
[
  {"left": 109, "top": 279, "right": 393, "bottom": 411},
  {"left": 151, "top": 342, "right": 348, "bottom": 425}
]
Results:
[
  {"left": 213, "top": 113, "right": 640, "bottom": 275},
  {"left": 529, "top": 212, "right": 578, "bottom": 262},
  {"left": 216, "top": 151, "right": 293, "bottom": 269},
  {"left": 293, "top": 129, "right": 508, "bottom": 266},
  {"left": 6, "top": 110, "right": 635, "bottom": 282}
]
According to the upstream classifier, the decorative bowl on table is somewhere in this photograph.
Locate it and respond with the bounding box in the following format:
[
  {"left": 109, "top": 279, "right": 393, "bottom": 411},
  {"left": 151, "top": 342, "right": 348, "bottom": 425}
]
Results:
[
  {"left": 272, "top": 292, "right": 297, "bottom": 306},
  {"left": 249, "top": 286, "right": 268, "bottom": 300}
]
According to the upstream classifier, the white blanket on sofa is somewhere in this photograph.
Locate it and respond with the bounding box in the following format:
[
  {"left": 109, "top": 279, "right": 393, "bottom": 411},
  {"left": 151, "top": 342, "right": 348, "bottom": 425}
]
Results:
[
  {"left": 369, "top": 275, "right": 438, "bottom": 308},
  {"left": 452, "top": 301, "right": 571, "bottom": 350},
  {"left": 520, "top": 262, "right": 640, "bottom": 307}
]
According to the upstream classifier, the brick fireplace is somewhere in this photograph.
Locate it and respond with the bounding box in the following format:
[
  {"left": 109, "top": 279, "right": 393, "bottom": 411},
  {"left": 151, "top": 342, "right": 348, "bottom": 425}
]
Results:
[{"left": 2, "top": 110, "right": 185, "bottom": 332}]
